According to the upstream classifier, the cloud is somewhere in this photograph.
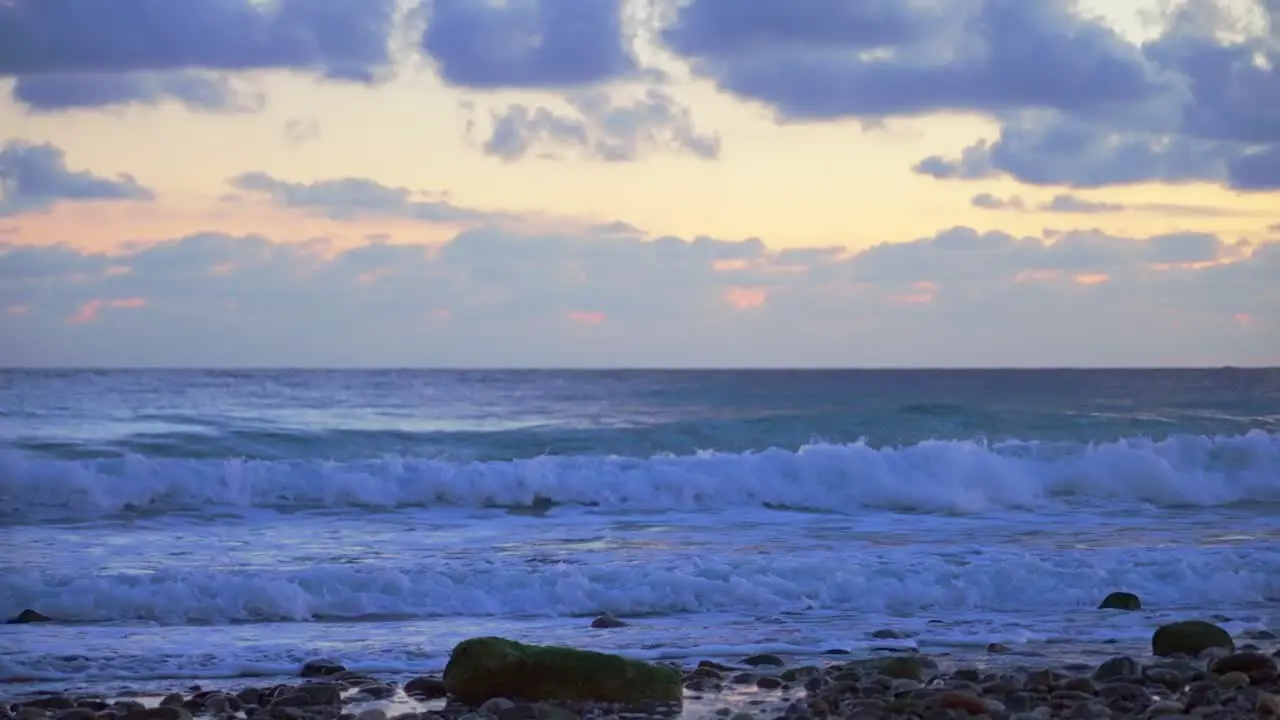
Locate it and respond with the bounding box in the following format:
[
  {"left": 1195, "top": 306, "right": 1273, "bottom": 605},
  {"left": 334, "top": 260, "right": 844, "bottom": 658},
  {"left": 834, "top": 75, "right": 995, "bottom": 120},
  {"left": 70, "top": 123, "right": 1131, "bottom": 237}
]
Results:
[
  {"left": 420, "top": 0, "right": 638, "bottom": 89},
  {"left": 0, "top": 0, "right": 396, "bottom": 110},
  {"left": 11, "top": 71, "right": 265, "bottom": 114},
  {"left": 2, "top": 225, "right": 1276, "bottom": 367},
  {"left": 227, "top": 172, "right": 505, "bottom": 224},
  {"left": 971, "top": 191, "right": 1271, "bottom": 217},
  {"left": 474, "top": 89, "right": 720, "bottom": 162},
  {"left": 660, "top": 0, "right": 1279, "bottom": 192},
  {"left": 0, "top": 140, "right": 155, "bottom": 217},
  {"left": 284, "top": 118, "right": 322, "bottom": 146},
  {"left": 664, "top": 0, "right": 1159, "bottom": 120},
  {"left": 970, "top": 193, "right": 1025, "bottom": 211}
]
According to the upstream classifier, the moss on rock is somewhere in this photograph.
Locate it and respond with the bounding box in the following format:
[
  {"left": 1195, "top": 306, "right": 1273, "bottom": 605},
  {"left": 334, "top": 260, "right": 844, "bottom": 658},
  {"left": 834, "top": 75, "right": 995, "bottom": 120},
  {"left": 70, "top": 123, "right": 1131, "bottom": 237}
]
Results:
[
  {"left": 442, "top": 637, "right": 682, "bottom": 705},
  {"left": 1151, "top": 620, "right": 1234, "bottom": 658}
]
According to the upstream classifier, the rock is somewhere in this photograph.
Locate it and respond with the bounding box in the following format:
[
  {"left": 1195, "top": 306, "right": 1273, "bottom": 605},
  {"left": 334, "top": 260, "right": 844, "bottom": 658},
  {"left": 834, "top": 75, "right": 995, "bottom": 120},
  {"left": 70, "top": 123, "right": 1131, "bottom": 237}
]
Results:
[
  {"left": 1244, "top": 629, "right": 1279, "bottom": 640},
  {"left": 1061, "top": 677, "right": 1097, "bottom": 695},
  {"left": 1218, "top": 671, "right": 1250, "bottom": 689},
  {"left": 1211, "top": 651, "right": 1277, "bottom": 676},
  {"left": 741, "top": 654, "right": 784, "bottom": 667},
  {"left": 869, "top": 629, "right": 910, "bottom": 640},
  {"left": 1146, "top": 699, "right": 1183, "bottom": 716},
  {"left": 158, "top": 696, "right": 182, "bottom": 709},
  {"left": 17, "top": 709, "right": 48, "bottom": 720},
  {"left": 1093, "top": 656, "right": 1142, "bottom": 682},
  {"left": 847, "top": 656, "right": 939, "bottom": 683},
  {"left": 756, "top": 677, "right": 783, "bottom": 690},
  {"left": 477, "top": 698, "right": 514, "bottom": 716},
  {"left": 442, "top": 636, "right": 682, "bottom": 705},
  {"left": 1097, "top": 592, "right": 1141, "bottom": 611},
  {"left": 987, "top": 642, "right": 1013, "bottom": 654},
  {"left": 22, "top": 700, "right": 75, "bottom": 712},
  {"left": 294, "top": 684, "right": 342, "bottom": 706},
  {"left": 1258, "top": 692, "right": 1280, "bottom": 716},
  {"left": 356, "top": 711, "right": 387, "bottom": 720},
  {"left": 1151, "top": 620, "right": 1234, "bottom": 658},
  {"left": 265, "top": 695, "right": 313, "bottom": 711},
  {"left": 589, "top": 615, "right": 626, "bottom": 629},
  {"left": 122, "top": 708, "right": 190, "bottom": 720},
  {"left": 300, "top": 659, "right": 347, "bottom": 678},
  {"left": 54, "top": 711, "right": 96, "bottom": 720},
  {"left": 403, "top": 677, "right": 447, "bottom": 699},
  {"left": 931, "top": 690, "right": 991, "bottom": 715},
  {"left": 6, "top": 609, "right": 54, "bottom": 624}
]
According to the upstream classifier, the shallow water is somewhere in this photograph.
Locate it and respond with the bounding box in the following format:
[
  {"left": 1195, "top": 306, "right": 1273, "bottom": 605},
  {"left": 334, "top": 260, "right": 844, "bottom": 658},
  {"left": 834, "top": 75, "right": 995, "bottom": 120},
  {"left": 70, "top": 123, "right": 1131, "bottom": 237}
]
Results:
[{"left": 2, "top": 369, "right": 1279, "bottom": 696}]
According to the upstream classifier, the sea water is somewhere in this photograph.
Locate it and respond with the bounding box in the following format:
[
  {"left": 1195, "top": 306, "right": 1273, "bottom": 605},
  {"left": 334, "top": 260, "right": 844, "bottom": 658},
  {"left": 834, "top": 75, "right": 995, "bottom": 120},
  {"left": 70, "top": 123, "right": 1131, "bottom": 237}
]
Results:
[{"left": 2, "top": 368, "right": 1278, "bottom": 696}]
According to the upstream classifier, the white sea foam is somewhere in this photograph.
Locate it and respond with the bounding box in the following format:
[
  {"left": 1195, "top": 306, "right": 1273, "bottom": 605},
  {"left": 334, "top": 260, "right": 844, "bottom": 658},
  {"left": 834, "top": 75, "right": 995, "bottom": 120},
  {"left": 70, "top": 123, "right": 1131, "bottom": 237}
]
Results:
[
  {"left": 1, "top": 432, "right": 1277, "bottom": 520},
  {"left": 4, "top": 537, "right": 1278, "bottom": 624}
]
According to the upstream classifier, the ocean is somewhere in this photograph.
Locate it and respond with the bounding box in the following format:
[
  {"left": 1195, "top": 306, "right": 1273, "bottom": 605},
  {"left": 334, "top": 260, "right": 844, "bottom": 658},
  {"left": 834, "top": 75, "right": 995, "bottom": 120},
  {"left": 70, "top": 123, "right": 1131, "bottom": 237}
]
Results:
[{"left": 2, "top": 368, "right": 1279, "bottom": 698}]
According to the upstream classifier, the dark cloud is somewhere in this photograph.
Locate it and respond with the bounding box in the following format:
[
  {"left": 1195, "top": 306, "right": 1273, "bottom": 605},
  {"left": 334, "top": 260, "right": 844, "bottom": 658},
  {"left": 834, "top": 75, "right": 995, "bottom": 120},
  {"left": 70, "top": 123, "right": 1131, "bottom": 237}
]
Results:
[
  {"left": 0, "top": 0, "right": 396, "bottom": 110},
  {"left": 475, "top": 89, "right": 720, "bottom": 162},
  {"left": 663, "top": 0, "right": 1160, "bottom": 120},
  {"left": 660, "top": 0, "right": 1279, "bottom": 192},
  {"left": 420, "top": 0, "right": 637, "bottom": 89},
  {"left": 1, "top": 226, "right": 1275, "bottom": 367},
  {"left": 0, "top": 140, "right": 154, "bottom": 217},
  {"left": 911, "top": 2, "right": 1280, "bottom": 191},
  {"left": 11, "top": 72, "right": 263, "bottom": 113},
  {"left": 227, "top": 172, "right": 505, "bottom": 224}
]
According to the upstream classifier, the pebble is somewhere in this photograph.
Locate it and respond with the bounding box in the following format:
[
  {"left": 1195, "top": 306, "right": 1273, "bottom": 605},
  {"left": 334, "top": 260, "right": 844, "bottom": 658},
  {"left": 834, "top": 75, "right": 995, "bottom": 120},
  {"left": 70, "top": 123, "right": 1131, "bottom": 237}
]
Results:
[{"left": 9, "top": 641, "right": 1280, "bottom": 720}]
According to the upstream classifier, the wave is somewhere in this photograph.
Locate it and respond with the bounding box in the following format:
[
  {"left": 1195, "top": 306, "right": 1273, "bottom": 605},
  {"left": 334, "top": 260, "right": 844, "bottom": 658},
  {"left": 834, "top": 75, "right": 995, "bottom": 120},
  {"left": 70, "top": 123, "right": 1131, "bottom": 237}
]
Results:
[
  {"left": 1, "top": 431, "right": 1277, "bottom": 521},
  {"left": 4, "top": 543, "right": 1277, "bottom": 624}
]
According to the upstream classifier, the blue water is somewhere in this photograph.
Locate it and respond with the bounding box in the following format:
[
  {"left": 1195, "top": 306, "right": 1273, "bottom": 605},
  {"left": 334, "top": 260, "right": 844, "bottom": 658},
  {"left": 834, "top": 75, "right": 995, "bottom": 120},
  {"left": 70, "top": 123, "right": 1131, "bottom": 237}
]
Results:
[{"left": 2, "top": 369, "right": 1279, "bottom": 694}]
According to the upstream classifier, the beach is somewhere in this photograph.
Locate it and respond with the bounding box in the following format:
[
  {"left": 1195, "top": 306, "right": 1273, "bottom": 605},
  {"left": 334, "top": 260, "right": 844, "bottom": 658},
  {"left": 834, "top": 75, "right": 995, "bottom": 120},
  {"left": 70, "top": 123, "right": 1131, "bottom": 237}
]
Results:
[{"left": 5, "top": 622, "right": 1279, "bottom": 720}]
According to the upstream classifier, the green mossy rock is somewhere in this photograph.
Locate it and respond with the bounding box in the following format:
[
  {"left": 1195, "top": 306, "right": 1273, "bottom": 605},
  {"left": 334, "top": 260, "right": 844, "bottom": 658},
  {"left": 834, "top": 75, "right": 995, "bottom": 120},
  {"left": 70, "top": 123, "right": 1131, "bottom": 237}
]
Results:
[
  {"left": 1151, "top": 620, "right": 1234, "bottom": 658},
  {"left": 843, "top": 655, "right": 940, "bottom": 683},
  {"left": 1098, "top": 592, "right": 1142, "bottom": 611},
  {"left": 443, "top": 637, "right": 682, "bottom": 705}
]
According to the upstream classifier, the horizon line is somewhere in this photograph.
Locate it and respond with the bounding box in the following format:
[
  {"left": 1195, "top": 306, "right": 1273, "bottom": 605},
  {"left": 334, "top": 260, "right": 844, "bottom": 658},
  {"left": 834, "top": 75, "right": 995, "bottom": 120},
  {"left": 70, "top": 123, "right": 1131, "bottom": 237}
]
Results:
[{"left": 0, "top": 365, "right": 1273, "bottom": 372}]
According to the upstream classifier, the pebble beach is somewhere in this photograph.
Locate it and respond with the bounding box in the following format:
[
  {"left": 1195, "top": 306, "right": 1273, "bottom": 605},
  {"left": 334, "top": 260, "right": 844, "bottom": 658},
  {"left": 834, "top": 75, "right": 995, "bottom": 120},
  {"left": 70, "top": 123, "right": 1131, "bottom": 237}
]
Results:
[{"left": 6, "top": 616, "right": 1280, "bottom": 720}]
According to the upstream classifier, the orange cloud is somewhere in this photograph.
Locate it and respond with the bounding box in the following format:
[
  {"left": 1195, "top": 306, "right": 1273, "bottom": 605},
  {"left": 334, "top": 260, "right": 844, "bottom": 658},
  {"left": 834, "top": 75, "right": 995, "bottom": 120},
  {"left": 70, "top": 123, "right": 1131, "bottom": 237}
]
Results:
[
  {"left": 1074, "top": 273, "right": 1110, "bottom": 285},
  {"left": 567, "top": 310, "right": 606, "bottom": 325},
  {"left": 356, "top": 268, "right": 394, "bottom": 286},
  {"left": 712, "top": 258, "right": 752, "bottom": 272},
  {"left": 1015, "top": 269, "right": 1061, "bottom": 283},
  {"left": 65, "top": 297, "right": 148, "bottom": 325},
  {"left": 891, "top": 281, "right": 937, "bottom": 304},
  {"left": 1234, "top": 312, "right": 1254, "bottom": 325},
  {"left": 431, "top": 308, "right": 454, "bottom": 322},
  {"left": 5, "top": 304, "right": 29, "bottom": 317},
  {"left": 724, "top": 286, "right": 767, "bottom": 310}
]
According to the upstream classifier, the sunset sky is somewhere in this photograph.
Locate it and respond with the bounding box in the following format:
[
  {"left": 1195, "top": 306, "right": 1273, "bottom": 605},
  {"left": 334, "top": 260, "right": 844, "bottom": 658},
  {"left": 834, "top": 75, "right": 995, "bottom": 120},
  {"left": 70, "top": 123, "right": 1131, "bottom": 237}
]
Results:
[{"left": 1, "top": 0, "right": 1277, "bottom": 367}]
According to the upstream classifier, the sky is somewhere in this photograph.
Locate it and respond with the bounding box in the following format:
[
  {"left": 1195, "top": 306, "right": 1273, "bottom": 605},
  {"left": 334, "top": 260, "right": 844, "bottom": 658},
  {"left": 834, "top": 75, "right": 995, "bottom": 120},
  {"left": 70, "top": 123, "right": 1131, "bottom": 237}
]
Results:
[{"left": 0, "top": 0, "right": 1278, "bottom": 368}]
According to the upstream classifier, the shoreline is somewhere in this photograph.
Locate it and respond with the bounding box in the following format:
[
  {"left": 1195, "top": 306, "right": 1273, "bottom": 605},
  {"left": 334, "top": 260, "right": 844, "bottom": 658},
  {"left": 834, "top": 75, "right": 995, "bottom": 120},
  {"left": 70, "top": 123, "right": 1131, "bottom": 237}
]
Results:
[{"left": 6, "top": 640, "right": 1279, "bottom": 720}]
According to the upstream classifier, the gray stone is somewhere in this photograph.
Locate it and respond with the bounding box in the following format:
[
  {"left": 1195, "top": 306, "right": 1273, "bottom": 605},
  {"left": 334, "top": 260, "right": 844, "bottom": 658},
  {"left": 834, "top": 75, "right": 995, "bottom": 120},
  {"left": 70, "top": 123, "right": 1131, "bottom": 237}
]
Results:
[
  {"left": 23, "top": 700, "right": 75, "bottom": 712},
  {"left": 300, "top": 660, "right": 347, "bottom": 679},
  {"left": 1093, "top": 655, "right": 1142, "bottom": 682},
  {"left": 588, "top": 615, "right": 626, "bottom": 629},
  {"left": 295, "top": 684, "right": 342, "bottom": 706}
]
